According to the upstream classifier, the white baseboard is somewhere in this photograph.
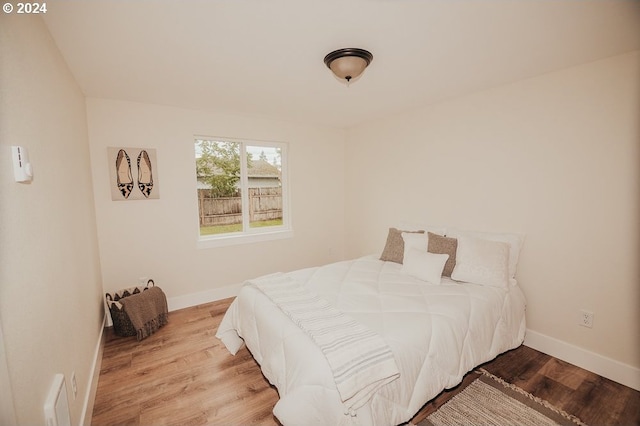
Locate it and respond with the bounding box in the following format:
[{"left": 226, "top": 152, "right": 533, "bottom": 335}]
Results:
[
  {"left": 167, "top": 283, "right": 241, "bottom": 312},
  {"left": 524, "top": 329, "right": 640, "bottom": 391},
  {"left": 80, "top": 312, "right": 106, "bottom": 426}
]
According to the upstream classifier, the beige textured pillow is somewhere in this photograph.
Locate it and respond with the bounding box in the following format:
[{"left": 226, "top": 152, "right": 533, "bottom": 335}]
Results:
[
  {"left": 427, "top": 232, "right": 458, "bottom": 277},
  {"left": 380, "top": 228, "right": 424, "bottom": 264}
]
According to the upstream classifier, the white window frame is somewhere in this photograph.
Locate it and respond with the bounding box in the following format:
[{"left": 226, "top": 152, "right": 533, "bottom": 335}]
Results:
[{"left": 195, "top": 136, "right": 293, "bottom": 248}]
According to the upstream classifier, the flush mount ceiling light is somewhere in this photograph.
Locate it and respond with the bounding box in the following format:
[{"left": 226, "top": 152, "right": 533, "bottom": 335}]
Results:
[{"left": 324, "top": 48, "right": 373, "bottom": 84}]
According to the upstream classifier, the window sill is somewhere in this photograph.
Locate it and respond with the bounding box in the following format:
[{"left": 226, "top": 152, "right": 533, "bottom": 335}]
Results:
[{"left": 197, "top": 228, "right": 294, "bottom": 249}]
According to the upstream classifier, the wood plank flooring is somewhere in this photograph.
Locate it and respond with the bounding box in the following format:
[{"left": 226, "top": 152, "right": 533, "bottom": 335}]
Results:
[{"left": 92, "top": 298, "right": 640, "bottom": 425}]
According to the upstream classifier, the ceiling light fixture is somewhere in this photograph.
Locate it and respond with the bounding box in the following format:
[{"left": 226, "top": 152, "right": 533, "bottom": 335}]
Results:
[{"left": 324, "top": 48, "right": 373, "bottom": 85}]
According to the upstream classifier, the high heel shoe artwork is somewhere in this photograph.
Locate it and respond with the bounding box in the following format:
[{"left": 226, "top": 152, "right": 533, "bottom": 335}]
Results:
[
  {"left": 110, "top": 147, "right": 158, "bottom": 201},
  {"left": 116, "top": 149, "right": 134, "bottom": 199},
  {"left": 137, "top": 150, "right": 154, "bottom": 198}
]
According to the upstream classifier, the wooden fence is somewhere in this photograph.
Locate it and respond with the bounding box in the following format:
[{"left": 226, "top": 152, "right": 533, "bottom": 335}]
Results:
[{"left": 198, "top": 187, "right": 282, "bottom": 226}]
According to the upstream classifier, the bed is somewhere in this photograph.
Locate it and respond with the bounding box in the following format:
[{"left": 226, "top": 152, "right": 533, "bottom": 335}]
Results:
[{"left": 216, "top": 227, "right": 526, "bottom": 425}]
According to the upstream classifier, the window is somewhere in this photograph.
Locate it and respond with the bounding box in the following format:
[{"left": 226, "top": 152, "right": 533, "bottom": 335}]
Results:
[{"left": 195, "top": 137, "right": 291, "bottom": 247}]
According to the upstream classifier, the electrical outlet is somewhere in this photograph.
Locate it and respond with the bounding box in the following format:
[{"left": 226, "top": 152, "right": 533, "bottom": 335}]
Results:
[
  {"left": 138, "top": 276, "right": 148, "bottom": 286},
  {"left": 579, "top": 310, "right": 594, "bottom": 328},
  {"left": 71, "top": 371, "right": 78, "bottom": 400}
]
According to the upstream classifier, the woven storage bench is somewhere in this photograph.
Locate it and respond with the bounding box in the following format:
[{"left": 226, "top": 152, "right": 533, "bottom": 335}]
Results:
[{"left": 105, "top": 280, "right": 155, "bottom": 337}]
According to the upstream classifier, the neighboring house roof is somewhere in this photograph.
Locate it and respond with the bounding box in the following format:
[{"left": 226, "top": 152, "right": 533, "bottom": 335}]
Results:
[
  {"left": 197, "top": 159, "right": 280, "bottom": 178},
  {"left": 247, "top": 159, "right": 280, "bottom": 178},
  {"left": 196, "top": 159, "right": 280, "bottom": 189}
]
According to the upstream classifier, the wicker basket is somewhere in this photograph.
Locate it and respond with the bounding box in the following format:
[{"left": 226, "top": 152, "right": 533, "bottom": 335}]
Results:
[{"left": 106, "top": 280, "right": 155, "bottom": 337}]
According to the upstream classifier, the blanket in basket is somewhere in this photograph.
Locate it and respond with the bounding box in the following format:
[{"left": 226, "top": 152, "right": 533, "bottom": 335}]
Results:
[{"left": 120, "top": 286, "right": 169, "bottom": 341}]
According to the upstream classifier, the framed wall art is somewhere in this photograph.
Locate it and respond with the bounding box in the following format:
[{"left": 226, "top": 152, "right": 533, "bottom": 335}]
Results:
[{"left": 108, "top": 147, "right": 160, "bottom": 201}]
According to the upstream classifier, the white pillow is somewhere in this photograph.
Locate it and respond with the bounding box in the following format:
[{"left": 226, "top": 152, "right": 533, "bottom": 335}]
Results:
[
  {"left": 446, "top": 228, "right": 524, "bottom": 278},
  {"left": 451, "top": 236, "right": 510, "bottom": 288},
  {"left": 401, "top": 232, "right": 429, "bottom": 262},
  {"left": 397, "top": 221, "right": 446, "bottom": 236},
  {"left": 402, "top": 248, "right": 449, "bottom": 285}
]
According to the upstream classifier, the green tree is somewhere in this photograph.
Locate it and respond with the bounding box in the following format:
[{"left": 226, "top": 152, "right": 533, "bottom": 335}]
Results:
[
  {"left": 196, "top": 140, "right": 238, "bottom": 197},
  {"left": 196, "top": 140, "right": 253, "bottom": 197}
]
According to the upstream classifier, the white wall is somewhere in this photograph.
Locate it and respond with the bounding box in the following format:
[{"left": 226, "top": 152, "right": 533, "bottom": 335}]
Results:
[
  {"left": 86, "top": 99, "right": 347, "bottom": 303},
  {"left": 345, "top": 52, "right": 639, "bottom": 371},
  {"left": 0, "top": 15, "right": 104, "bottom": 425}
]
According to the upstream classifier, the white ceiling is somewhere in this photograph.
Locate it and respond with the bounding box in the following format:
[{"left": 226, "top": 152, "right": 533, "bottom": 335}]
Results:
[{"left": 42, "top": 1, "right": 640, "bottom": 129}]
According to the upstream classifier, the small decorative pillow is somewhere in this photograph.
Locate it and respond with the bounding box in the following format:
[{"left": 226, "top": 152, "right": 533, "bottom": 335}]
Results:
[
  {"left": 380, "top": 227, "right": 424, "bottom": 264},
  {"left": 401, "top": 231, "right": 429, "bottom": 262},
  {"left": 451, "top": 236, "right": 510, "bottom": 288},
  {"left": 402, "top": 248, "right": 450, "bottom": 285},
  {"left": 427, "top": 232, "right": 457, "bottom": 277}
]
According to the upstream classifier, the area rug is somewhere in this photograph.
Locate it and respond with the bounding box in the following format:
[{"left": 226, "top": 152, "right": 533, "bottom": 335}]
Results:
[{"left": 418, "top": 369, "right": 587, "bottom": 426}]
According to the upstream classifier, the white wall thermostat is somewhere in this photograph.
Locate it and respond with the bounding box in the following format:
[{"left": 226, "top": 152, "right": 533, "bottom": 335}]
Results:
[{"left": 11, "top": 146, "right": 33, "bottom": 183}]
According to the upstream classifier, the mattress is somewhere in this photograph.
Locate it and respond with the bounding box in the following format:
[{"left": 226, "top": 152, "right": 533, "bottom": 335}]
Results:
[{"left": 216, "top": 255, "right": 526, "bottom": 425}]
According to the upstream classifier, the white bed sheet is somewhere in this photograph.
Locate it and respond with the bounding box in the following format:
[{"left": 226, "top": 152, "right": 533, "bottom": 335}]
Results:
[{"left": 216, "top": 256, "right": 526, "bottom": 425}]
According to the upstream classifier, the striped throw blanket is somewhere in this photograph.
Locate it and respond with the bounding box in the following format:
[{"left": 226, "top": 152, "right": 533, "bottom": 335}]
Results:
[{"left": 248, "top": 274, "right": 400, "bottom": 412}]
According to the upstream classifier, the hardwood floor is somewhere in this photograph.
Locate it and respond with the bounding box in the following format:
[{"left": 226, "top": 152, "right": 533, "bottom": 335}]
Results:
[
  {"left": 92, "top": 298, "right": 640, "bottom": 425},
  {"left": 410, "top": 346, "right": 640, "bottom": 426},
  {"left": 92, "top": 299, "right": 280, "bottom": 426}
]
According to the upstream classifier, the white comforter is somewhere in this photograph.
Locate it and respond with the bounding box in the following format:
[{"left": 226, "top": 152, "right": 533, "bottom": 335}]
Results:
[{"left": 216, "top": 256, "right": 526, "bottom": 426}]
